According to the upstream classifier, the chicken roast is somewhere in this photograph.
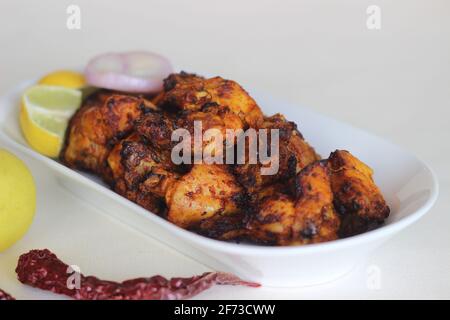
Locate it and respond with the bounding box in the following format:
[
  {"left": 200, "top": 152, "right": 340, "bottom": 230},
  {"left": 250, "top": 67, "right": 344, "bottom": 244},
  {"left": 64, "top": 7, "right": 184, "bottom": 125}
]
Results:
[{"left": 61, "top": 72, "right": 390, "bottom": 245}]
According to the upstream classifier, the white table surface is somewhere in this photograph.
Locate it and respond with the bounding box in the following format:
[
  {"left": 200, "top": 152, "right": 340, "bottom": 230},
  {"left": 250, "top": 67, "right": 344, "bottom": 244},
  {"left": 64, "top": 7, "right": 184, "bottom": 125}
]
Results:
[{"left": 0, "top": 0, "right": 449, "bottom": 299}]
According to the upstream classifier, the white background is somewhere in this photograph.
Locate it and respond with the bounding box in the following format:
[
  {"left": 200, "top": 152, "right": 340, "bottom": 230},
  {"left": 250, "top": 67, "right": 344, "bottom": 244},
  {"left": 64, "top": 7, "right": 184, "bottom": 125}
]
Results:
[{"left": 0, "top": 0, "right": 449, "bottom": 299}]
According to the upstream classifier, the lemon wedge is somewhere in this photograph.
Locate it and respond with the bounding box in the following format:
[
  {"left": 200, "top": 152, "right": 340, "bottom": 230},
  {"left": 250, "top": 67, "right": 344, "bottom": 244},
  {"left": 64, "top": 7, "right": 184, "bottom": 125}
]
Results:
[
  {"left": 0, "top": 149, "right": 36, "bottom": 252},
  {"left": 38, "top": 70, "right": 86, "bottom": 89},
  {"left": 20, "top": 85, "right": 82, "bottom": 158}
]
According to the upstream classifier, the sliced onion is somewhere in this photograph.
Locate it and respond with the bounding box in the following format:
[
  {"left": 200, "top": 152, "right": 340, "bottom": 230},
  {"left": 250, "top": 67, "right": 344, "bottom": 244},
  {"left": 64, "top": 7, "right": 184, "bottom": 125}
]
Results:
[{"left": 84, "top": 51, "right": 173, "bottom": 93}]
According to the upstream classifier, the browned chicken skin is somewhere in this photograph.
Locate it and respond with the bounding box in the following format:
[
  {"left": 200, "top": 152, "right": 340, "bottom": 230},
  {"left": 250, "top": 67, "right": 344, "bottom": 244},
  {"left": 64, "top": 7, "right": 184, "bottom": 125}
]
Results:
[
  {"left": 158, "top": 72, "right": 264, "bottom": 128},
  {"left": 233, "top": 114, "right": 320, "bottom": 199},
  {"left": 165, "top": 164, "right": 245, "bottom": 229},
  {"left": 328, "top": 150, "right": 390, "bottom": 237},
  {"left": 60, "top": 73, "right": 390, "bottom": 246},
  {"left": 247, "top": 162, "right": 340, "bottom": 245},
  {"left": 135, "top": 105, "right": 244, "bottom": 163},
  {"left": 61, "top": 90, "right": 157, "bottom": 174},
  {"left": 105, "top": 135, "right": 179, "bottom": 215},
  {"left": 104, "top": 132, "right": 140, "bottom": 197}
]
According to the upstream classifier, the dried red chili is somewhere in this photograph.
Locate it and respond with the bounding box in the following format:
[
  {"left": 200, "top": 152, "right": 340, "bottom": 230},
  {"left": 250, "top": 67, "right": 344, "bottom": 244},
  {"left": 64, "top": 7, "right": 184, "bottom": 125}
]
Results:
[
  {"left": 0, "top": 288, "right": 15, "bottom": 300},
  {"left": 16, "top": 249, "right": 259, "bottom": 300}
]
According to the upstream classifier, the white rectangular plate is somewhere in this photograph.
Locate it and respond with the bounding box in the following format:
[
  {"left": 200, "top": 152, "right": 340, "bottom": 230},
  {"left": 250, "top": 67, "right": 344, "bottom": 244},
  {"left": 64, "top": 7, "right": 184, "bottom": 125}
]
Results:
[{"left": 0, "top": 81, "right": 438, "bottom": 287}]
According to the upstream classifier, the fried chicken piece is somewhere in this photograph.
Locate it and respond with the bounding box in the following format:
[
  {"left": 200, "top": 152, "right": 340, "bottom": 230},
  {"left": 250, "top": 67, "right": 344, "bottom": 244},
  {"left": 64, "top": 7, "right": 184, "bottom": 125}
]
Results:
[
  {"left": 103, "top": 132, "right": 140, "bottom": 197},
  {"left": 60, "top": 90, "right": 157, "bottom": 174},
  {"left": 233, "top": 114, "right": 320, "bottom": 199},
  {"left": 161, "top": 71, "right": 205, "bottom": 93},
  {"left": 292, "top": 161, "right": 340, "bottom": 244},
  {"left": 194, "top": 211, "right": 249, "bottom": 241},
  {"left": 247, "top": 192, "right": 296, "bottom": 245},
  {"left": 180, "top": 105, "right": 244, "bottom": 162},
  {"left": 158, "top": 73, "right": 264, "bottom": 128},
  {"left": 104, "top": 135, "right": 179, "bottom": 215},
  {"left": 247, "top": 162, "right": 340, "bottom": 245},
  {"left": 328, "top": 150, "right": 390, "bottom": 237},
  {"left": 165, "top": 165, "right": 245, "bottom": 230},
  {"left": 136, "top": 105, "right": 244, "bottom": 163},
  {"left": 121, "top": 140, "right": 180, "bottom": 214},
  {"left": 134, "top": 111, "right": 176, "bottom": 152}
]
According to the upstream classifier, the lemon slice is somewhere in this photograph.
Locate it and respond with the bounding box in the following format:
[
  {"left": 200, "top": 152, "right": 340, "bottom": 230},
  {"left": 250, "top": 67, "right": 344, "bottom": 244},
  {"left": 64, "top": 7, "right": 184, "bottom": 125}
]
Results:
[
  {"left": 38, "top": 70, "right": 86, "bottom": 89},
  {"left": 20, "top": 85, "right": 82, "bottom": 158}
]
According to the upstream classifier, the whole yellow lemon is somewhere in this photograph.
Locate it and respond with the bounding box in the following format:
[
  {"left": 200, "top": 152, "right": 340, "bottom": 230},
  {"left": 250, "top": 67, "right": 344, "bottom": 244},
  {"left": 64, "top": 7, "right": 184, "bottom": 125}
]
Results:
[{"left": 0, "top": 149, "right": 36, "bottom": 252}]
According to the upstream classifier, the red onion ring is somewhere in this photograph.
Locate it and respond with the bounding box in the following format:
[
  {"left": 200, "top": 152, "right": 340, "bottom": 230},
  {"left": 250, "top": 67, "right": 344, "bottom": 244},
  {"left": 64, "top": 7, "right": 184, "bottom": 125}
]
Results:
[{"left": 85, "top": 51, "right": 173, "bottom": 93}]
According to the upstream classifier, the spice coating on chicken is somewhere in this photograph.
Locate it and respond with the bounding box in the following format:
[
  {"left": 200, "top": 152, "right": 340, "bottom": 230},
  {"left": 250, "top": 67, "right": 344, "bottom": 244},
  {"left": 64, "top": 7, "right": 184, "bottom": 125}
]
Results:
[
  {"left": 328, "top": 150, "right": 390, "bottom": 237},
  {"left": 165, "top": 165, "right": 244, "bottom": 229},
  {"left": 233, "top": 114, "right": 320, "bottom": 198},
  {"left": 61, "top": 90, "right": 156, "bottom": 174},
  {"left": 103, "top": 132, "right": 140, "bottom": 197},
  {"left": 105, "top": 137, "right": 178, "bottom": 215},
  {"left": 158, "top": 72, "right": 264, "bottom": 128},
  {"left": 136, "top": 105, "right": 244, "bottom": 162},
  {"left": 248, "top": 162, "right": 340, "bottom": 245}
]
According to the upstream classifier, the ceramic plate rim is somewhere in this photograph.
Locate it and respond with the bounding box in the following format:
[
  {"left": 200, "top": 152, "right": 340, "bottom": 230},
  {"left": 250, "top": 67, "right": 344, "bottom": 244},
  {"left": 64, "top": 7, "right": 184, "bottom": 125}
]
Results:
[{"left": 0, "top": 80, "right": 439, "bottom": 257}]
